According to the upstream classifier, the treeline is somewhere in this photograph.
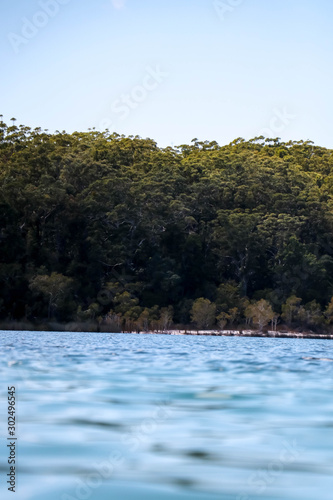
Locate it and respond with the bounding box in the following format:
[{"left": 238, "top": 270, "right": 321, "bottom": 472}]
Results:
[{"left": 1, "top": 116, "right": 333, "bottom": 332}]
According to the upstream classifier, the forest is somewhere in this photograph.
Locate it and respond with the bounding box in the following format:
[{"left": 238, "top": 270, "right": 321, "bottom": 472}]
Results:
[{"left": 1, "top": 116, "right": 333, "bottom": 332}]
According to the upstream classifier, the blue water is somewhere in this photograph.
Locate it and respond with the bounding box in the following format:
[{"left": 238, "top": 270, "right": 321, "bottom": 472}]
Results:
[{"left": 1, "top": 332, "right": 333, "bottom": 500}]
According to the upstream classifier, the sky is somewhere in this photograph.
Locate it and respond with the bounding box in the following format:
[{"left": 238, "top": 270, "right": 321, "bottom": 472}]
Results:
[{"left": 1, "top": 0, "right": 333, "bottom": 147}]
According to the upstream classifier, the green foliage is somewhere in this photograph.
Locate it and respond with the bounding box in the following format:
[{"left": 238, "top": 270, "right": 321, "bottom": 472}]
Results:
[
  {"left": 1, "top": 118, "right": 333, "bottom": 331},
  {"left": 281, "top": 296, "right": 302, "bottom": 326},
  {"left": 245, "top": 299, "right": 275, "bottom": 331},
  {"left": 29, "top": 272, "right": 74, "bottom": 319},
  {"left": 191, "top": 298, "right": 216, "bottom": 329}
]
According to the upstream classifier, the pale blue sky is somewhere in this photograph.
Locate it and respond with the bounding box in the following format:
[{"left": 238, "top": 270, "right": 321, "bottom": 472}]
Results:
[{"left": 1, "top": 0, "right": 332, "bottom": 147}]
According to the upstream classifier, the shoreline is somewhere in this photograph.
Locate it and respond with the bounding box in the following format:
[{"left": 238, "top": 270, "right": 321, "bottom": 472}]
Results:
[
  {"left": 1, "top": 323, "right": 333, "bottom": 339},
  {"left": 132, "top": 329, "right": 333, "bottom": 340}
]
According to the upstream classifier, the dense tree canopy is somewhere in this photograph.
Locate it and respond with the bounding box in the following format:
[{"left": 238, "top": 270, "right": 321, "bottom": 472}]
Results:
[{"left": 1, "top": 117, "right": 333, "bottom": 331}]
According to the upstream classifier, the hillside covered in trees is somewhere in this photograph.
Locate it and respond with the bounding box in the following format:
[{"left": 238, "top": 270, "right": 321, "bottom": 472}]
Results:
[{"left": 1, "top": 117, "right": 333, "bottom": 332}]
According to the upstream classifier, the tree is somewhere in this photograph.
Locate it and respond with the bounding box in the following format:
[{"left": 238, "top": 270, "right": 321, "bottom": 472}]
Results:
[
  {"left": 298, "top": 300, "right": 323, "bottom": 329},
  {"left": 216, "top": 311, "right": 230, "bottom": 330},
  {"left": 281, "top": 296, "right": 302, "bottom": 326},
  {"left": 2, "top": 117, "right": 333, "bottom": 329},
  {"left": 137, "top": 308, "right": 150, "bottom": 332},
  {"left": 77, "top": 302, "right": 101, "bottom": 321},
  {"left": 29, "top": 272, "right": 74, "bottom": 319},
  {"left": 245, "top": 299, "right": 275, "bottom": 331},
  {"left": 191, "top": 298, "right": 216, "bottom": 329},
  {"left": 159, "top": 306, "right": 174, "bottom": 331},
  {"left": 324, "top": 297, "right": 333, "bottom": 326}
]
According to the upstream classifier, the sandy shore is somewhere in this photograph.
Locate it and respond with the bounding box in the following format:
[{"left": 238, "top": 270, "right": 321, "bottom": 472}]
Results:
[{"left": 132, "top": 330, "right": 333, "bottom": 340}]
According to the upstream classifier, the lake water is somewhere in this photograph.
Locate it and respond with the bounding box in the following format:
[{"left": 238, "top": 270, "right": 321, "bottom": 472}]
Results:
[{"left": 1, "top": 332, "right": 333, "bottom": 500}]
